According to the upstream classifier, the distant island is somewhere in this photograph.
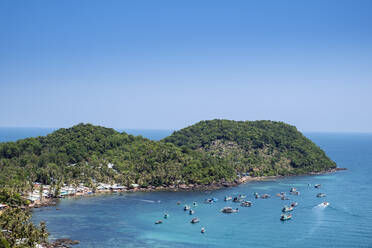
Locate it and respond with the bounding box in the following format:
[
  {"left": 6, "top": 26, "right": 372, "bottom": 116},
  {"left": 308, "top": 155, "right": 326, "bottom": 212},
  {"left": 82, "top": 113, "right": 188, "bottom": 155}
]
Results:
[{"left": 0, "top": 119, "right": 340, "bottom": 247}]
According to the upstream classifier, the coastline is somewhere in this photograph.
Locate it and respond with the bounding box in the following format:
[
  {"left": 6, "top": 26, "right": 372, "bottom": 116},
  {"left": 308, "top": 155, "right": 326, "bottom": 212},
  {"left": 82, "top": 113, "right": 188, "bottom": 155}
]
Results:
[{"left": 30, "top": 167, "right": 347, "bottom": 209}]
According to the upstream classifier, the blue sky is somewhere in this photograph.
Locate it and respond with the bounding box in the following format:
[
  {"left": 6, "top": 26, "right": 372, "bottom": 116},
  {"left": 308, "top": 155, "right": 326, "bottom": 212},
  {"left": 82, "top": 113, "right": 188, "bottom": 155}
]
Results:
[{"left": 0, "top": 0, "right": 371, "bottom": 131}]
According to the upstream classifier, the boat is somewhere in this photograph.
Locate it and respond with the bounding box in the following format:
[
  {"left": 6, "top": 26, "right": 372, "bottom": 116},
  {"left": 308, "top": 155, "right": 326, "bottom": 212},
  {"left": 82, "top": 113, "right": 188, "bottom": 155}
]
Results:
[
  {"left": 319, "top": 201, "right": 330, "bottom": 207},
  {"left": 155, "top": 220, "right": 163, "bottom": 224},
  {"left": 316, "top": 193, "right": 326, "bottom": 198},
  {"left": 290, "top": 187, "right": 297, "bottom": 193},
  {"left": 282, "top": 206, "right": 294, "bottom": 212},
  {"left": 240, "top": 201, "right": 252, "bottom": 207},
  {"left": 260, "top": 194, "right": 270, "bottom": 199},
  {"left": 280, "top": 214, "right": 292, "bottom": 221},
  {"left": 177, "top": 201, "right": 181, "bottom": 205},
  {"left": 314, "top": 184, "right": 321, "bottom": 189},
  {"left": 189, "top": 209, "right": 195, "bottom": 215},
  {"left": 232, "top": 197, "right": 242, "bottom": 203},
  {"left": 221, "top": 207, "right": 239, "bottom": 213},
  {"left": 291, "top": 202, "right": 298, "bottom": 207},
  {"left": 254, "top": 192, "right": 260, "bottom": 198},
  {"left": 238, "top": 194, "right": 246, "bottom": 199},
  {"left": 184, "top": 205, "right": 191, "bottom": 211},
  {"left": 290, "top": 191, "right": 300, "bottom": 195},
  {"left": 164, "top": 213, "right": 169, "bottom": 218},
  {"left": 193, "top": 202, "right": 198, "bottom": 206},
  {"left": 191, "top": 217, "right": 200, "bottom": 223},
  {"left": 201, "top": 227, "right": 206, "bottom": 233},
  {"left": 224, "top": 196, "right": 232, "bottom": 201}
]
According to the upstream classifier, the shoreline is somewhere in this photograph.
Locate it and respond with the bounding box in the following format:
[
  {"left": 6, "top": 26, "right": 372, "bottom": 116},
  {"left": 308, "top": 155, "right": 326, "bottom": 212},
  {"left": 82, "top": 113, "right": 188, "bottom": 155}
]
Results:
[{"left": 30, "top": 167, "right": 347, "bottom": 209}]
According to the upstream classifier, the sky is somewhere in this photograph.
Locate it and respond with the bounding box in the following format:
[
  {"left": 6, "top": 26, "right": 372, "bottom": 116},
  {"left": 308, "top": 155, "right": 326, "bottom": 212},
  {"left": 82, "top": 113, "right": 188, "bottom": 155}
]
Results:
[{"left": 0, "top": 0, "right": 371, "bottom": 132}]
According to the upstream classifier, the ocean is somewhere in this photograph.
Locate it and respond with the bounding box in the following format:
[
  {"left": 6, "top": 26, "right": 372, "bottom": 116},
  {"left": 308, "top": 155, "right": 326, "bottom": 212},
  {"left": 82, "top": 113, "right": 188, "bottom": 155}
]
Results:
[{"left": 1, "top": 128, "right": 372, "bottom": 247}]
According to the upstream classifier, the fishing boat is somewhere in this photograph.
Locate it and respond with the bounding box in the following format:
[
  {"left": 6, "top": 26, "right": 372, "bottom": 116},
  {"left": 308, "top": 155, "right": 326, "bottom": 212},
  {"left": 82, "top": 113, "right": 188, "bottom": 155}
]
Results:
[
  {"left": 155, "top": 220, "right": 163, "bottom": 224},
  {"left": 164, "top": 213, "right": 169, "bottom": 218},
  {"left": 184, "top": 205, "right": 191, "bottom": 211},
  {"left": 282, "top": 206, "right": 294, "bottom": 212},
  {"left": 291, "top": 202, "right": 298, "bottom": 207},
  {"left": 280, "top": 214, "right": 292, "bottom": 221},
  {"left": 191, "top": 217, "right": 200, "bottom": 223},
  {"left": 221, "top": 207, "right": 239, "bottom": 213},
  {"left": 260, "top": 194, "right": 270, "bottom": 199},
  {"left": 240, "top": 201, "right": 252, "bottom": 207},
  {"left": 224, "top": 196, "right": 232, "bottom": 201},
  {"left": 316, "top": 193, "right": 326, "bottom": 198},
  {"left": 314, "top": 184, "right": 321, "bottom": 188},
  {"left": 201, "top": 227, "right": 206, "bottom": 233},
  {"left": 189, "top": 209, "right": 195, "bottom": 215}
]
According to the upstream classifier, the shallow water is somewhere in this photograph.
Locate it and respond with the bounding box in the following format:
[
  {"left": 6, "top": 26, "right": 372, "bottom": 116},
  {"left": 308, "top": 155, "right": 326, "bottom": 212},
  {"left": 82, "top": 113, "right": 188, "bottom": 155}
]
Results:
[{"left": 31, "top": 133, "right": 372, "bottom": 248}]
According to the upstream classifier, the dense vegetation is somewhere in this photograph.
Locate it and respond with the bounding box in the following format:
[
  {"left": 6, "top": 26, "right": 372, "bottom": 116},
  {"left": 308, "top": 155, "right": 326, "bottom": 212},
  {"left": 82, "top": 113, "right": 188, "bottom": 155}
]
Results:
[
  {"left": 0, "top": 121, "right": 336, "bottom": 189},
  {"left": 164, "top": 120, "right": 336, "bottom": 177},
  {"left": 0, "top": 123, "right": 235, "bottom": 189}
]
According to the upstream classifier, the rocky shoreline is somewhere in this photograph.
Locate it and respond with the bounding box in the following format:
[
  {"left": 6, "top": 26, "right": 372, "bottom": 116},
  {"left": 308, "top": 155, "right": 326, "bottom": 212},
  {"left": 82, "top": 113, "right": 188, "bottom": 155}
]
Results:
[{"left": 32, "top": 167, "right": 347, "bottom": 207}]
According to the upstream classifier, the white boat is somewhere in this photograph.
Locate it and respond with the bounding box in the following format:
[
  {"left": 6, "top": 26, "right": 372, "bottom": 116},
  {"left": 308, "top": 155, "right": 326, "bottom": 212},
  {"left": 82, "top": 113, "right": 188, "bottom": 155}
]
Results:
[{"left": 319, "top": 202, "right": 330, "bottom": 207}]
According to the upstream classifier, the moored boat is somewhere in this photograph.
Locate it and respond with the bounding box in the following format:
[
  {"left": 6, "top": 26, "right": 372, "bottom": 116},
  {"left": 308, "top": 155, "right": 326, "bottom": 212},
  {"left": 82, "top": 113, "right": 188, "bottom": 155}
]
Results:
[
  {"left": 189, "top": 209, "right": 195, "bottom": 215},
  {"left": 240, "top": 201, "right": 252, "bottom": 207},
  {"left": 164, "top": 213, "right": 169, "bottom": 218},
  {"left": 291, "top": 202, "right": 298, "bottom": 207},
  {"left": 260, "top": 194, "right": 270, "bottom": 199},
  {"left": 155, "top": 220, "right": 163, "bottom": 224},
  {"left": 314, "top": 184, "right": 321, "bottom": 189},
  {"left": 193, "top": 202, "right": 198, "bottom": 206},
  {"left": 191, "top": 217, "right": 200, "bottom": 223},
  {"left": 280, "top": 214, "right": 292, "bottom": 221},
  {"left": 316, "top": 193, "right": 326, "bottom": 198},
  {"left": 201, "top": 227, "right": 206, "bottom": 233},
  {"left": 224, "top": 196, "right": 232, "bottom": 201},
  {"left": 221, "top": 207, "right": 239, "bottom": 213},
  {"left": 232, "top": 197, "right": 242, "bottom": 203},
  {"left": 290, "top": 187, "right": 297, "bottom": 193},
  {"left": 282, "top": 205, "right": 294, "bottom": 212},
  {"left": 184, "top": 205, "right": 190, "bottom": 210}
]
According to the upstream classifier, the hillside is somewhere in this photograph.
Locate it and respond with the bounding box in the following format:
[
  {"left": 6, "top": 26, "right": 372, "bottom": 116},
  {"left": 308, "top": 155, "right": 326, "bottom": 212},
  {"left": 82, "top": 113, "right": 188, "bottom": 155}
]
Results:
[
  {"left": 0, "top": 120, "right": 336, "bottom": 190},
  {"left": 163, "top": 119, "right": 336, "bottom": 176},
  {"left": 0, "top": 123, "right": 234, "bottom": 187}
]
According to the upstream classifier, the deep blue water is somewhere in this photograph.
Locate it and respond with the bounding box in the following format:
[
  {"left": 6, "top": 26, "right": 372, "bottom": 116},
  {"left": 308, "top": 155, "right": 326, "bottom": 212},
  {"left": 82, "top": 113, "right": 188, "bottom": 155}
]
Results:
[{"left": 1, "top": 129, "right": 372, "bottom": 247}]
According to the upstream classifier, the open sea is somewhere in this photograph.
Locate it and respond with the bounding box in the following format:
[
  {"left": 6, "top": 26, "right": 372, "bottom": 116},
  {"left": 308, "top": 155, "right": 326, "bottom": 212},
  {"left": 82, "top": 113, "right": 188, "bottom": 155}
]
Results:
[{"left": 1, "top": 128, "right": 372, "bottom": 248}]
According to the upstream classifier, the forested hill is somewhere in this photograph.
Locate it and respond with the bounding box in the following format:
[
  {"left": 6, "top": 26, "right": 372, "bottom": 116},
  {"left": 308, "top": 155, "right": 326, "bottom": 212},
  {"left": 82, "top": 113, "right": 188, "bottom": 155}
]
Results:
[
  {"left": 0, "top": 123, "right": 234, "bottom": 187},
  {"left": 0, "top": 121, "right": 336, "bottom": 188},
  {"left": 163, "top": 120, "right": 336, "bottom": 176}
]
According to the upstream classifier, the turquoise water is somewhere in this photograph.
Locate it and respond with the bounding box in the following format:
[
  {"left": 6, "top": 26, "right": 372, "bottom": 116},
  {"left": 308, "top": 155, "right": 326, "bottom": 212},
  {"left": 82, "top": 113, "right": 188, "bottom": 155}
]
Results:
[{"left": 29, "top": 133, "right": 372, "bottom": 248}]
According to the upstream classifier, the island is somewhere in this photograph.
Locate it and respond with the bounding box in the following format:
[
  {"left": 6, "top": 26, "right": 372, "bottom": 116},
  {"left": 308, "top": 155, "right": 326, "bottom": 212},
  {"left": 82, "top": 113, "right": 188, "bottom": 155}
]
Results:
[{"left": 0, "top": 119, "right": 339, "bottom": 247}]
